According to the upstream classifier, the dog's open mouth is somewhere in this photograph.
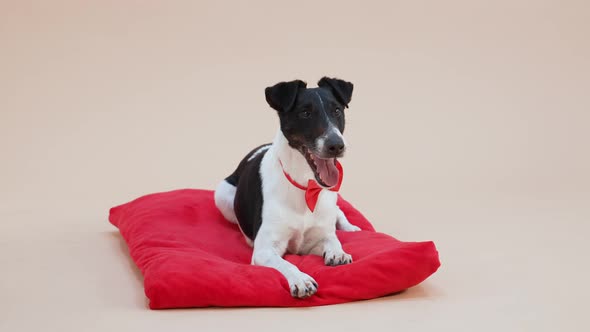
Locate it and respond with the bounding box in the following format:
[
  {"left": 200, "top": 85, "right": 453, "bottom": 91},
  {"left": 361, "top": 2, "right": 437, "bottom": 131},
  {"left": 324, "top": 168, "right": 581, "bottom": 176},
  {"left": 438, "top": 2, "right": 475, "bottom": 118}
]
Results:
[{"left": 301, "top": 147, "right": 339, "bottom": 188}]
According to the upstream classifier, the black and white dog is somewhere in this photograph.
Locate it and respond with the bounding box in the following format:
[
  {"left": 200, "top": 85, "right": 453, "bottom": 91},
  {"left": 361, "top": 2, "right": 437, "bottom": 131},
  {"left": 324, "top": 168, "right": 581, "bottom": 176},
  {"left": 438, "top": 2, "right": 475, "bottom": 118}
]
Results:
[{"left": 214, "top": 77, "right": 360, "bottom": 298}]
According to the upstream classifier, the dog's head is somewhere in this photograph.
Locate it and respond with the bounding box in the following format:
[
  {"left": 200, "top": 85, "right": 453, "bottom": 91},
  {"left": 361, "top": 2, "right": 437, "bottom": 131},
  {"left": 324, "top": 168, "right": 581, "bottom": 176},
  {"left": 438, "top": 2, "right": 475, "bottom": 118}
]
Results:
[{"left": 265, "top": 77, "right": 354, "bottom": 187}]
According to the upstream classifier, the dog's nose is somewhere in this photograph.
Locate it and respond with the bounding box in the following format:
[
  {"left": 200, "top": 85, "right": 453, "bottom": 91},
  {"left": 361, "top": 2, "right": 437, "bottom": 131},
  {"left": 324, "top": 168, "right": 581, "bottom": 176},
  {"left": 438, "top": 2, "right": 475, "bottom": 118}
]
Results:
[{"left": 325, "top": 136, "right": 345, "bottom": 156}]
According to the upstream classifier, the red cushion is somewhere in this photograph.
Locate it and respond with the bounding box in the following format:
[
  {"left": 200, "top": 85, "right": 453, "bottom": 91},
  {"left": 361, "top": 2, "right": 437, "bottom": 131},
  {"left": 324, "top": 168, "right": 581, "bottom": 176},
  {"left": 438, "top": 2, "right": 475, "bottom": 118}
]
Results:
[{"left": 109, "top": 189, "right": 440, "bottom": 308}]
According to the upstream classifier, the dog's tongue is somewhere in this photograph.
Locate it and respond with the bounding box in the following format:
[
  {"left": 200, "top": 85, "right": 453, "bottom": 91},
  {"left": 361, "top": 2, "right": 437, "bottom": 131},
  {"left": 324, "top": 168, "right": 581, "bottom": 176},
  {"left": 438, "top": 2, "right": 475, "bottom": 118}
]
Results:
[{"left": 312, "top": 156, "right": 339, "bottom": 187}]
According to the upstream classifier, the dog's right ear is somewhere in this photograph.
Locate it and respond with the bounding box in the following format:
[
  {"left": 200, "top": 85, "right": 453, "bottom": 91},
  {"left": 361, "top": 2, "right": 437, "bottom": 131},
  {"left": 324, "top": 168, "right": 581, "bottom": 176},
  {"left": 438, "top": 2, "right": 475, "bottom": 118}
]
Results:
[{"left": 265, "top": 80, "right": 307, "bottom": 112}]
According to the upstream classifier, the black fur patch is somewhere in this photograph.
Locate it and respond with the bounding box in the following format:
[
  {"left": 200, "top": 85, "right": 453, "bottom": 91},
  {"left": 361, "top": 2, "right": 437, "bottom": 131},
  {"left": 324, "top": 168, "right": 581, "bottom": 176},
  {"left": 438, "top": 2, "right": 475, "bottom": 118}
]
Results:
[
  {"left": 225, "top": 143, "right": 270, "bottom": 186},
  {"left": 225, "top": 144, "right": 270, "bottom": 241},
  {"left": 265, "top": 78, "right": 352, "bottom": 157}
]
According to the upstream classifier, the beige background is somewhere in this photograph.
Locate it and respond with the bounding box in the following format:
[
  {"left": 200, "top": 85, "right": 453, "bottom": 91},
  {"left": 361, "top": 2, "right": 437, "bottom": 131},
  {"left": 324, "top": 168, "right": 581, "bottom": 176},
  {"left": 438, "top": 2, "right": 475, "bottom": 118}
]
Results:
[{"left": 1, "top": 1, "right": 589, "bottom": 331}]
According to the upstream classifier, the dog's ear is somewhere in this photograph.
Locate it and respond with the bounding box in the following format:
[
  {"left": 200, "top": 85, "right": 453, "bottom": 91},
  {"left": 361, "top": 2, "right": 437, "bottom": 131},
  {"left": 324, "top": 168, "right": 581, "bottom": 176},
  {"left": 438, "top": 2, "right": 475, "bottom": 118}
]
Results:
[
  {"left": 318, "top": 77, "right": 354, "bottom": 108},
  {"left": 265, "top": 80, "right": 307, "bottom": 112}
]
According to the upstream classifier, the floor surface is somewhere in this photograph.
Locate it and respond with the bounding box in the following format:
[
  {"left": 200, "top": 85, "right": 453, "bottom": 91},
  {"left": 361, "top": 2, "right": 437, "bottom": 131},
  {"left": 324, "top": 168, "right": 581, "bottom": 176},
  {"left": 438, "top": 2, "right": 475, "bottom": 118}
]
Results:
[{"left": 1, "top": 1, "right": 589, "bottom": 331}]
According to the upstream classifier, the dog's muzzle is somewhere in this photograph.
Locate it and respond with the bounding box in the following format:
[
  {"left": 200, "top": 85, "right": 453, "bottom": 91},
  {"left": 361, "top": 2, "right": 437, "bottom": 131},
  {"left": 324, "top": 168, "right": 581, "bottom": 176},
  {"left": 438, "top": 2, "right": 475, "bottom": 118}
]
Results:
[{"left": 322, "top": 134, "right": 345, "bottom": 158}]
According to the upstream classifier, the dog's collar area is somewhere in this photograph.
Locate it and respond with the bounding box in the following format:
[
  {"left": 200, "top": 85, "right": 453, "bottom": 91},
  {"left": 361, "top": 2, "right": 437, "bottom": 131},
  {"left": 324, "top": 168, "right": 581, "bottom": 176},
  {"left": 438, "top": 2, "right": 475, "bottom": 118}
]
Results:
[{"left": 278, "top": 159, "right": 343, "bottom": 212}]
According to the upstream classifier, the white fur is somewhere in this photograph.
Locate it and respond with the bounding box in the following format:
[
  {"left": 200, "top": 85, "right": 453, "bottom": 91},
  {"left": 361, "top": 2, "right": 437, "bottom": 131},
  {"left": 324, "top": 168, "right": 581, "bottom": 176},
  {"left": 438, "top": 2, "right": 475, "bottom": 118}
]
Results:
[
  {"left": 214, "top": 180, "right": 238, "bottom": 224},
  {"left": 247, "top": 145, "right": 270, "bottom": 162},
  {"left": 336, "top": 208, "right": 361, "bottom": 232},
  {"left": 214, "top": 131, "right": 359, "bottom": 298},
  {"left": 254, "top": 132, "right": 359, "bottom": 298},
  {"left": 315, "top": 91, "right": 326, "bottom": 111}
]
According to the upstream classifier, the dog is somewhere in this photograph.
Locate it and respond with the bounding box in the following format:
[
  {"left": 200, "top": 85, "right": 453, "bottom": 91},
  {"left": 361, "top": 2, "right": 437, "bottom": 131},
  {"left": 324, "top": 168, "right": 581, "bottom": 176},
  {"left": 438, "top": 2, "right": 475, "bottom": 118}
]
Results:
[{"left": 214, "top": 77, "right": 360, "bottom": 298}]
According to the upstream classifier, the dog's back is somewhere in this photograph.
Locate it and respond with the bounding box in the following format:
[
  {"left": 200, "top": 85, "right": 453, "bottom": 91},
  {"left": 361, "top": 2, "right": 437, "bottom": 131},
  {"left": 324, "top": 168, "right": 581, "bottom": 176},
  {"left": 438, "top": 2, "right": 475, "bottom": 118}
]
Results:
[{"left": 214, "top": 144, "right": 270, "bottom": 242}]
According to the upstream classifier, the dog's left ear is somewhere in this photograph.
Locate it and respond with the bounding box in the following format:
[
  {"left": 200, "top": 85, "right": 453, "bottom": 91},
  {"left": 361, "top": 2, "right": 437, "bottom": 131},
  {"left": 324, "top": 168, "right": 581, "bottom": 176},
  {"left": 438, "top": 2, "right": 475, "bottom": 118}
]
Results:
[{"left": 318, "top": 77, "right": 354, "bottom": 108}]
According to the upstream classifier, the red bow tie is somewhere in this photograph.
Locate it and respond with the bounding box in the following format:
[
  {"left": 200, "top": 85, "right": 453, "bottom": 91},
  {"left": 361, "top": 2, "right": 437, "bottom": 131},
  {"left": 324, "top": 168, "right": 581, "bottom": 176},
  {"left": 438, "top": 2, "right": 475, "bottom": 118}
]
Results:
[{"left": 279, "top": 160, "right": 343, "bottom": 212}]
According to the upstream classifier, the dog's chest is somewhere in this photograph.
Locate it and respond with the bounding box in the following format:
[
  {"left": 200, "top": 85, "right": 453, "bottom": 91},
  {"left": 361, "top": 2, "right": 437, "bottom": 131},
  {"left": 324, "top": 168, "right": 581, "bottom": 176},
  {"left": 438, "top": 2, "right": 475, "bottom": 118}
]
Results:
[
  {"left": 283, "top": 191, "right": 338, "bottom": 254},
  {"left": 259, "top": 150, "right": 340, "bottom": 254}
]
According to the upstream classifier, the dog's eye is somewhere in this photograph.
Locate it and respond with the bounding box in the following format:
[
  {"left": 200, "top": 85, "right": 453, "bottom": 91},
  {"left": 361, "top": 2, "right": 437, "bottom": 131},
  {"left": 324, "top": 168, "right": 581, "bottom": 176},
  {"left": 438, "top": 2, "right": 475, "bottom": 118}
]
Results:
[
  {"left": 334, "top": 108, "right": 342, "bottom": 117},
  {"left": 298, "top": 110, "right": 311, "bottom": 119}
]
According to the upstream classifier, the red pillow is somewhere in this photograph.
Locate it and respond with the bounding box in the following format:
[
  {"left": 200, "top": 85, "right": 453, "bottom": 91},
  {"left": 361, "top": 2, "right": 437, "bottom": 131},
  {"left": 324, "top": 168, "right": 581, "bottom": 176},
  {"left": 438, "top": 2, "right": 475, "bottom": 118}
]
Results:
[{"left": 109, "top": 189, "right": 440, "bottom": 308}]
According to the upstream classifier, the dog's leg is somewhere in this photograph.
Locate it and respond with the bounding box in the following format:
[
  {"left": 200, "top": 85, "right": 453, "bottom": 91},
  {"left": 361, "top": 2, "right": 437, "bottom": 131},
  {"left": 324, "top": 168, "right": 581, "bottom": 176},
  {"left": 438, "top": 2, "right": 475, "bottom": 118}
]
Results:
[
  {"left": 336, "top": 208, "right": 361, "bottom": 232},
  {"left": 252, "top": 240, "right": 318, "bottom": 298},
  {"left": 314, "top": 233, "right": 353, "bottom": 266},
  {"left": 214, "top": 180, "right": 238, "bottom": 224}
]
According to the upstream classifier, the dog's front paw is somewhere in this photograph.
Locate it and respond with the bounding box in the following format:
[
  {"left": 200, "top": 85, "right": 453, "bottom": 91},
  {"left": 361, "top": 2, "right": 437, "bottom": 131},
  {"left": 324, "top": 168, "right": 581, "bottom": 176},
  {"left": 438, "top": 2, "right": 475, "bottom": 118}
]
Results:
[
  {"left": 288, "top": 272, "right": 318, "bottom": 298},
  {"left": 323, "top": 251, "right": 353, "bottom": 266}
]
